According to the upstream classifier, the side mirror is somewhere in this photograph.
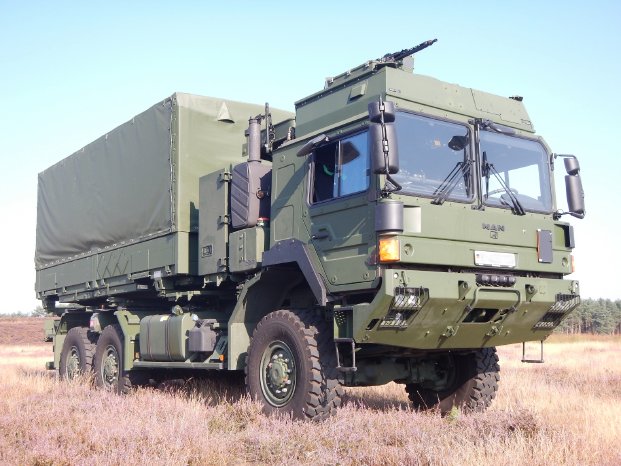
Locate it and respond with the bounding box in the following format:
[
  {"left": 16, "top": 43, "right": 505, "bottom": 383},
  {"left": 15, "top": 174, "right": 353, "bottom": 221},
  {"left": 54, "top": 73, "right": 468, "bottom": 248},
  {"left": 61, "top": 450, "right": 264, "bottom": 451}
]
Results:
[
  {"left": 563, "top": 156, "right": 585, "bottom": 218},
  {"left": 368, "top": 101, "right": 399, "bottom": 175},
  {"left": 564, "top": 157, "right": 580, "bottom": 175}
]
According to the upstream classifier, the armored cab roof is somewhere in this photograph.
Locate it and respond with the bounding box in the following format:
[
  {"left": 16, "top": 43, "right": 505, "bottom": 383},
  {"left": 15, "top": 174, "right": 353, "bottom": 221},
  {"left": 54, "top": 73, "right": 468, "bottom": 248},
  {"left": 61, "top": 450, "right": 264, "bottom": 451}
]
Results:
[{"left": 294, "top": 58, "right": 534, "bottom": 137}]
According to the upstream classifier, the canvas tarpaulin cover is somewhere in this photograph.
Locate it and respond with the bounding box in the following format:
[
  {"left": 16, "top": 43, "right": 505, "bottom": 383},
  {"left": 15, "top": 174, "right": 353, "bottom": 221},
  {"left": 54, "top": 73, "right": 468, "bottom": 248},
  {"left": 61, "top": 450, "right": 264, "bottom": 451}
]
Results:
[{"left": 35, "top": 93, "right": 293, "bottom": 269}]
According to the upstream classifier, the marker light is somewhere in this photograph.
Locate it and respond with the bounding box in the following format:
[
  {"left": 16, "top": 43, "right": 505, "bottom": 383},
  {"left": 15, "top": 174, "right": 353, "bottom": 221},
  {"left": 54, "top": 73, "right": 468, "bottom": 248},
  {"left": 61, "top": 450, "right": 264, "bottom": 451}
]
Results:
[
  {"left": 571, "top": 255, "right": 575, "bottom": 273},
  {"left": 89, "top": 313, "right": 102, "bottom": 333},
  {"left": 379, "top": 237, "right": 400, "bottom": 262}
]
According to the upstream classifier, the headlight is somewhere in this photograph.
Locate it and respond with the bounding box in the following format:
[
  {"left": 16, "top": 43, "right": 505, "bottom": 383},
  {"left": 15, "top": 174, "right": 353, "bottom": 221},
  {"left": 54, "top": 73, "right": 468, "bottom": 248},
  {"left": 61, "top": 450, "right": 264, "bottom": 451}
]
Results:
[
  {"left": 533, "top": 293, "right": 580, "bottom": 329},
  {"left": 380, "top": 287, "right": 429, "bottom": 328}
]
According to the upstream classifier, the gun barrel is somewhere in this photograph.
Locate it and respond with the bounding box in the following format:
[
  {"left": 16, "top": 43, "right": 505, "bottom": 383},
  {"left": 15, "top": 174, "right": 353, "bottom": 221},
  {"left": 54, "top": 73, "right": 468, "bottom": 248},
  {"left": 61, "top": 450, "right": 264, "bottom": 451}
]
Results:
[{"left": 386, "top": 38, "right": 438, "bottom": 62}]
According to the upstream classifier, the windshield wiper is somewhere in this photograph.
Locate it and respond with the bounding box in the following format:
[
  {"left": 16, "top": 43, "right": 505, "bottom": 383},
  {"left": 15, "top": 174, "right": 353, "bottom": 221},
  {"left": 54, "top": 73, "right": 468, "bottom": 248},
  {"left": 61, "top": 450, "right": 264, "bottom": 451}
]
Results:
[
  {"left": 432, "top": 160, "right": 471, "bottom": 205},
  {"left": 482, "top": 151, "right": 526, "bottom": 215}
]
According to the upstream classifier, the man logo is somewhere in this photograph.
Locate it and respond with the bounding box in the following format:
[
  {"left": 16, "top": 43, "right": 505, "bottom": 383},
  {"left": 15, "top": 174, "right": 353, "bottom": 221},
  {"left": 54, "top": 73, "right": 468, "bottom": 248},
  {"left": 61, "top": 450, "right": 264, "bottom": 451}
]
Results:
[{"left": 483, "top": 223, "right": 504, "bottom": 239}]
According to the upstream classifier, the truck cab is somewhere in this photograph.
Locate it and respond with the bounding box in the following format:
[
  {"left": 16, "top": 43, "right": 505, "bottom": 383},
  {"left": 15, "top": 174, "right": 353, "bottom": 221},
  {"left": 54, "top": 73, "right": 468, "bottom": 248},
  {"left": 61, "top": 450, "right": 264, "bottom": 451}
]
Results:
[
  {"left": 270, "top": 47, "right": 583, "bottom": 349},
  {"left": 249, "top": 44, "right": 584, "bottom": 412}
]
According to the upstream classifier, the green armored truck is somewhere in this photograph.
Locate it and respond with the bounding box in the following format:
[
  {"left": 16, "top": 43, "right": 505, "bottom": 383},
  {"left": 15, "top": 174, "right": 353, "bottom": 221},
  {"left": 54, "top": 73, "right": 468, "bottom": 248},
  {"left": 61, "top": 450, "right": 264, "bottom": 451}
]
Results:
[{"left": 37, "top": 40, "right": 585, "bottom": 419}]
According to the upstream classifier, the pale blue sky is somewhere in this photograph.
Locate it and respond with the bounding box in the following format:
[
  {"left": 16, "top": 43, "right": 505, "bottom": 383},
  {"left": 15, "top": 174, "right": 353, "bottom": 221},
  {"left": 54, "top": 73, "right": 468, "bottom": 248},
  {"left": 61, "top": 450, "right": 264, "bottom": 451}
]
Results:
[{"left": 1, "top": 1, "right": 619, "bottom": 313}]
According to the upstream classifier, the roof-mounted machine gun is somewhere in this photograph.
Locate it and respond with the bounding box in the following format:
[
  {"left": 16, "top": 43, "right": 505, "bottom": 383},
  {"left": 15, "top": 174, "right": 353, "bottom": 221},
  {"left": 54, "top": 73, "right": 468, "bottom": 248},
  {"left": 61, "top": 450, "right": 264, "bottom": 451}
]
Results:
[{"left": 379, "top": 38, "right": 438, "bottom": 71}]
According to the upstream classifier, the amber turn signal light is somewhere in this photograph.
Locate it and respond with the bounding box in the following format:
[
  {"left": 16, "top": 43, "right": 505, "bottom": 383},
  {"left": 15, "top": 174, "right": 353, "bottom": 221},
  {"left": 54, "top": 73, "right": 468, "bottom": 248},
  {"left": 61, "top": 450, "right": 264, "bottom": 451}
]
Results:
[{"left": 379, "top": 237, "right": 400, "bottom": 262}]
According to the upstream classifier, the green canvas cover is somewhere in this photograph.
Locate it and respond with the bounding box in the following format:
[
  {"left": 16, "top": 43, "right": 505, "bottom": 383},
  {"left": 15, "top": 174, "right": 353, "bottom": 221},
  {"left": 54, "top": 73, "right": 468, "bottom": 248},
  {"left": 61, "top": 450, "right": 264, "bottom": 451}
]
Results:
[{"left": 35, "top": 93, "right": 292, "bottom": 270}]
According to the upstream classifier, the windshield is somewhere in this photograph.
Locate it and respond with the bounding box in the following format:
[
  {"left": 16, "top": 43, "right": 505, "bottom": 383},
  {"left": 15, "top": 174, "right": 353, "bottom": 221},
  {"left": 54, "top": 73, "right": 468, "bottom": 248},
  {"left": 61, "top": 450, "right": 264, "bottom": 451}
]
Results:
[
  {"left": 393, "top": 112, "right": 472, "bottom": 202},
  {"left": 480, "top": 132, "right": 552, "bottom": 213}
]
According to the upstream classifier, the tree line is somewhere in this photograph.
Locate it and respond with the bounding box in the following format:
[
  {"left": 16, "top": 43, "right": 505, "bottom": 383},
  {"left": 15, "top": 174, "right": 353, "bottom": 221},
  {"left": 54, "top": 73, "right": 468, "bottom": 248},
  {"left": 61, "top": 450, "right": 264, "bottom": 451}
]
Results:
[{"left": 556, "top": 298, "right": 621, "bottom": 335}]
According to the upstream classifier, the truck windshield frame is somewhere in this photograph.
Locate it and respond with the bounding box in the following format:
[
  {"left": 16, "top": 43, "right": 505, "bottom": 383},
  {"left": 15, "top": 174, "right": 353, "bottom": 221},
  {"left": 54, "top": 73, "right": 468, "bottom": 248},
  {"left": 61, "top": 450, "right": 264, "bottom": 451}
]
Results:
[
  {"left": 392, "top": 111, "right": 474, "bottom": 203},
  {"left": 479, "top": 131, "right": 553, "bottom": 214}
]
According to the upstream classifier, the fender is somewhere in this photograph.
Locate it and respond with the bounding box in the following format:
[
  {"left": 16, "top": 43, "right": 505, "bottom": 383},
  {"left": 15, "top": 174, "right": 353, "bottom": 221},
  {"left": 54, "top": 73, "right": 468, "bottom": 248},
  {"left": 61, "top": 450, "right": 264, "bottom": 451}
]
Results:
[
  {"left": 262, "top": 239, "right": 330, "bottom": 306},
  {"left": 226, "top": 241, "right": 328, "bottom": 370}
]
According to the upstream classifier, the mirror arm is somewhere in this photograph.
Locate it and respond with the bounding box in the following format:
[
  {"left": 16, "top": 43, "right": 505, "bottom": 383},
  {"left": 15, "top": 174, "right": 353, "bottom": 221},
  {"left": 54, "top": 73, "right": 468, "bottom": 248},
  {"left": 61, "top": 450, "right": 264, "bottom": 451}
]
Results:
[
  {"left": 553, "top": 210, "right": 585, "bottom": 220},
  {"left": 383, "top": 173, "right": 402, "bottom": 196},
  {"left": 297, "top": 134, "right": 329, "bottom": 157}
]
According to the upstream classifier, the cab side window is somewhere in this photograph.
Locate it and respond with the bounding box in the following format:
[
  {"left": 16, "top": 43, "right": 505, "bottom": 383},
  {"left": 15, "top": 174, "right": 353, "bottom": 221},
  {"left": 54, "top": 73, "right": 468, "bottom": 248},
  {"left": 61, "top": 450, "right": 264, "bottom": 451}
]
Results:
[
  {"left": 313, "top": 142, "right": 338, "bottom": 202},
  {"left": 312, "top": 132, "right": 369, "bottom": 203}
]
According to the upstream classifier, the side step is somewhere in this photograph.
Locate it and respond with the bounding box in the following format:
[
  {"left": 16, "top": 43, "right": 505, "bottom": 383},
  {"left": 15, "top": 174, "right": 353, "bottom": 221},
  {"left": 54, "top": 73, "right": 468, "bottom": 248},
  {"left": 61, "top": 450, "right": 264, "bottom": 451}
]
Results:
[
  {"left": 521, "top": 340, "right": 544, "bottom": 364},
  {"left": 334, "top": 338, "right": 357, "bottom": 372}
]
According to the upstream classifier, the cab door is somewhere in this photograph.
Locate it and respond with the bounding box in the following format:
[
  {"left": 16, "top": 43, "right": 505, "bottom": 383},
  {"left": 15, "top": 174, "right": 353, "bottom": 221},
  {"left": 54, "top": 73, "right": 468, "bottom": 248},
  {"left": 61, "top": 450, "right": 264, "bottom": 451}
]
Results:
[{"left": 302, "top": 131, "right": 377, "bottom": 288}]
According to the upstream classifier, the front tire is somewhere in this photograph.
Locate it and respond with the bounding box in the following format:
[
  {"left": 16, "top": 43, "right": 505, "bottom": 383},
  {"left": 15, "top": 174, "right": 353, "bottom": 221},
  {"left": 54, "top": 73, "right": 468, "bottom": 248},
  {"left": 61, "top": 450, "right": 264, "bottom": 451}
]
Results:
[
  {"left": 406, "top": 347, "right": 500, "bottom": 414},
  {"left": 59, "top": 326, "right": 97, "bottom": 380},
  {"left": 245, "top": 309, "right": 343, "bottom": 421}
]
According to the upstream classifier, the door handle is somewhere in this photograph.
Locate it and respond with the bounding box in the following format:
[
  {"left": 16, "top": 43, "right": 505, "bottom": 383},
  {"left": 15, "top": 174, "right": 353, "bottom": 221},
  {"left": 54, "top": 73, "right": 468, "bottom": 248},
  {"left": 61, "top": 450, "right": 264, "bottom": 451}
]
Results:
[{"left": 311, "top": 232, "right": 330, "bottom": 240}]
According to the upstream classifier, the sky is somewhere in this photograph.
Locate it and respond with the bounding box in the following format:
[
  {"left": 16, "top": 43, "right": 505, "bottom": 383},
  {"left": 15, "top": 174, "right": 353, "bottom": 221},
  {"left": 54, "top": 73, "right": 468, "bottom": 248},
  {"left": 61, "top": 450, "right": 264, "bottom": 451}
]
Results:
[{"left": 1, "top": 1, "right": 620, "bottom": 313}]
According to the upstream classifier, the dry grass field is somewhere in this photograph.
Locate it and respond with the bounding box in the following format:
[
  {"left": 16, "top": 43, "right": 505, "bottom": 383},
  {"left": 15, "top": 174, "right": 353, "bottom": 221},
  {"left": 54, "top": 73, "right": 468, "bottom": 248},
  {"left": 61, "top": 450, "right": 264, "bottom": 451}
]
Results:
[{"left": 0, "top": 317, "right": 619, "bottom": 465}]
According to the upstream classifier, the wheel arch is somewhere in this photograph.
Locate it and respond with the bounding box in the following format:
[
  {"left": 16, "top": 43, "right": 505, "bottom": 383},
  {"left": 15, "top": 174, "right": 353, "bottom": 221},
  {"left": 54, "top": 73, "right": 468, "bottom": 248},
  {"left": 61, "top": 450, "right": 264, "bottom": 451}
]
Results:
[
  {"left": 57, "top": 310, "right": 91, "bottom": 333},
  {"left": 109, "top": 309, "right": 141, "bottom": 371},
  {"left": 227, "top": 265, "right": 318, "bottom": 370},
  {"left": 262, "top": 239, "right": 329, "bottom": 306}
]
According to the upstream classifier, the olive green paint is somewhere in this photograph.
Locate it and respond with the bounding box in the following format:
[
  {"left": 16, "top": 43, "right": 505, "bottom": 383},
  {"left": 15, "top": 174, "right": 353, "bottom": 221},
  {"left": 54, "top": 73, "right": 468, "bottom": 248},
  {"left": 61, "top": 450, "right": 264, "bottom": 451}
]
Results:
[{"left": 40, "top": 52, "right": 581, "bottom": 391}]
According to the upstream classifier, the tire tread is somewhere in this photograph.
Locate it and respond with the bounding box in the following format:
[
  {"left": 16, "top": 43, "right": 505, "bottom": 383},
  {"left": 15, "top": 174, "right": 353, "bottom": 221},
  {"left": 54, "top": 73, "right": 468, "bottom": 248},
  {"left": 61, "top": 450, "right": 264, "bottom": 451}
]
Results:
[
  {"left": 245, "top": 309, "right": 343, "bottom": 421},
  {"left": 59, "top": 326, "right": 98, "bottom": 379},
  {"left": 405, "top": 347, "right": 500, "bottom": 414}
]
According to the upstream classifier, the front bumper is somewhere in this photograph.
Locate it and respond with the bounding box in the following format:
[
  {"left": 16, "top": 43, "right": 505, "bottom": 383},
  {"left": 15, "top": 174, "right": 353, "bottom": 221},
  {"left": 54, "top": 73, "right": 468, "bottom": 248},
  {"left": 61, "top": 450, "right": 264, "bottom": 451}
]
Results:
[{"left": 338, "top": 269, "right": 579, "bottom": 350}]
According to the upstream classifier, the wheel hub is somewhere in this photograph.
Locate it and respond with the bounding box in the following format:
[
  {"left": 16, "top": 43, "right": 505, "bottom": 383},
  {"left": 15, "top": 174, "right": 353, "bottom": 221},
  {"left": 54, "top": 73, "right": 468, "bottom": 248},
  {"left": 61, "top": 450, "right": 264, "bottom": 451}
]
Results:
[
  {"left": 66, "top": 346, "right": 80, "bottom": 379},
  {"left": 268, "top": 354, "right": 291, "bottom": 388},
  {"left": 102, "top": 345, "right": 119, "bottom": 388},
  {"left": 260, "top": 341, "right": 296, "bottom": 407}
]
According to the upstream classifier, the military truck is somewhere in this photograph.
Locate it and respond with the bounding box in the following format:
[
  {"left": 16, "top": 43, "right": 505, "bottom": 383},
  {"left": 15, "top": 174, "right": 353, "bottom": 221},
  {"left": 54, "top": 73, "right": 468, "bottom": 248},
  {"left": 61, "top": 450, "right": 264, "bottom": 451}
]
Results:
[{"left": 37, "top": 40, "right": 585, "bottom": 420}]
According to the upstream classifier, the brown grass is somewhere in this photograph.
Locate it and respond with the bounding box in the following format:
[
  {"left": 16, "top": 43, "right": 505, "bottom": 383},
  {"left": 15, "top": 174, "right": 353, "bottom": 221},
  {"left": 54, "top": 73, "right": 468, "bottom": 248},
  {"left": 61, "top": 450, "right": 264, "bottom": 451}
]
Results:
[
  {"left": 0, "top": 320, "right": 619, "bottom": 465},
  {"left": 0, "top": 317, "right": 49, "bottom": 345}
]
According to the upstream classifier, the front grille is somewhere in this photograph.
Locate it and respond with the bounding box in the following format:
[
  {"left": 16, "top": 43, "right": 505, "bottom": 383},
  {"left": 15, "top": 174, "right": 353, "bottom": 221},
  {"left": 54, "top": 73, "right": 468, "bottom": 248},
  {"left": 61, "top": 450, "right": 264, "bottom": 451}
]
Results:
[{"left": 533, "top": 293, "right": 580, "bottom": 330}]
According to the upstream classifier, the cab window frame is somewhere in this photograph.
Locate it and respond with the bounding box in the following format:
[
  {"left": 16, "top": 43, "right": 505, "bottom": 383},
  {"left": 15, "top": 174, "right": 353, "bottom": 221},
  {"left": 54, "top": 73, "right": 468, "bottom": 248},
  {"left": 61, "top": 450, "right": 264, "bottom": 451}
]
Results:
[
  {"left": 392, "top": 110, "right": 475, "bottom": 203},
  {"left": 478, "top": 131, "right": 553, "bottom": 214},
  {"left": 308, "top": 129, "right": 370, "bottom": 205}
]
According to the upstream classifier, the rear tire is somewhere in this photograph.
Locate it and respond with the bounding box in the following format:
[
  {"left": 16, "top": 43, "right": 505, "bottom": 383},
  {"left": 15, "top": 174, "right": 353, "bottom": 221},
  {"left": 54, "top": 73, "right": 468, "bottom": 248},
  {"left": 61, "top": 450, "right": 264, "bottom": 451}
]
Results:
[
  {"left": 59, "top": 326, "right": 97, "bottom": 380},
  {"left": 93, "top": 324, "right": 132, "bottom": 394},
  {"left": 406, "top": 347, "right": 500, "bottom": 414},
  {"left": 245, "top": 309, "right": 343, "bottom": 421}
]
